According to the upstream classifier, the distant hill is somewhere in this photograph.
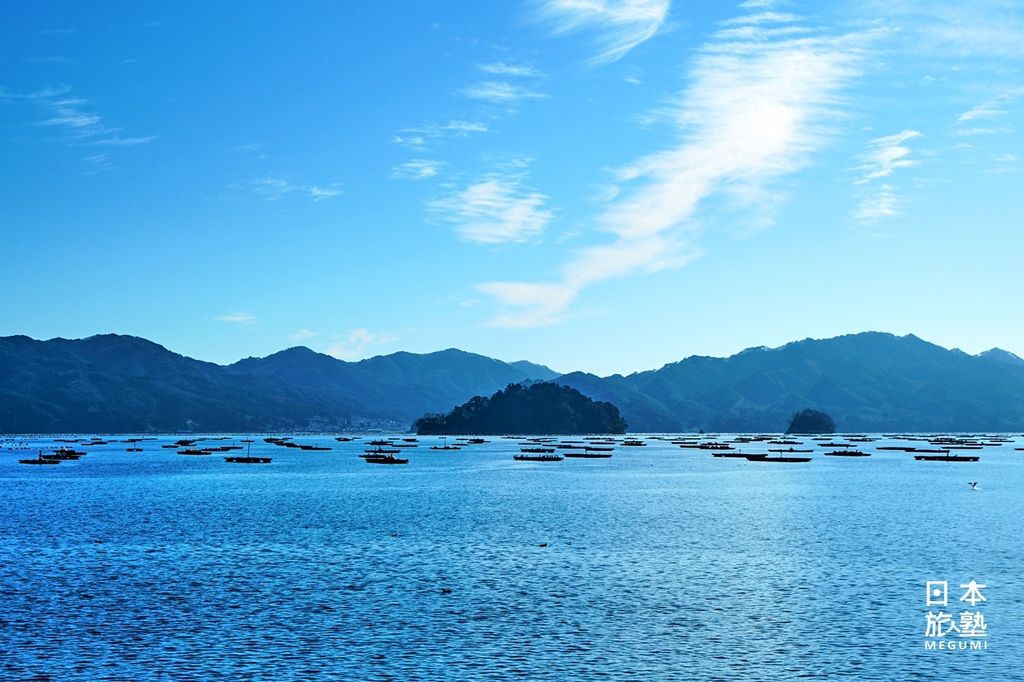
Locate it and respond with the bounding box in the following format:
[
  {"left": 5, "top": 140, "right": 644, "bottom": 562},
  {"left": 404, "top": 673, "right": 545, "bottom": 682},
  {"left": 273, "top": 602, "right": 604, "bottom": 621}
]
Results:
[
  {"left": 3, "top": 331, "right": 1024, "bottom": 433},
  {"left": 555, "top": 333, "right": 1024, "bottom": 432},
  {"left": 0, "top": 335, "right": 557, "bottom": 433},
  {"left": 413, "top": 383, "right": 627, "bottom": 435}
]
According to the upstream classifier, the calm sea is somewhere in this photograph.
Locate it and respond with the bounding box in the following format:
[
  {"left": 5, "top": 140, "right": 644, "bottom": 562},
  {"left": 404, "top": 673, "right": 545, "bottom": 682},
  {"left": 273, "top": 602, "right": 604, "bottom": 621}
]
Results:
[{"left": 1, "top": 435, "right": 1021, "bottom": 681}]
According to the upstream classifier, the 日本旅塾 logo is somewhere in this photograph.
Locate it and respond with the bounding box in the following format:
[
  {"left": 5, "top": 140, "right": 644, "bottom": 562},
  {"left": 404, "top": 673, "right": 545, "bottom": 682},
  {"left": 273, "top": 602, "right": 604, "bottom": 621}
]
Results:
[{"left": 923, "top": 579, "right": 989, "bottom": 650}]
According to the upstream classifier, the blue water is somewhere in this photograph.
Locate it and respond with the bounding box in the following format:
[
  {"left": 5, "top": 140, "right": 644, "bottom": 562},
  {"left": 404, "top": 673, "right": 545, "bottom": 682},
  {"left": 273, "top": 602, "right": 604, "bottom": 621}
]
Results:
[{"left": 1, "top": 435, "right": 1021, "bottom": 680}]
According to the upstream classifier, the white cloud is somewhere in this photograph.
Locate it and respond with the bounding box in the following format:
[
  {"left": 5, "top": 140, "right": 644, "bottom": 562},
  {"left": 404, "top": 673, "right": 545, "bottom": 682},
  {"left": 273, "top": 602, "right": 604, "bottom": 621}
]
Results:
[
  {"left": 215, "top": 312, "right": 257, "bottom": 323},
  {"left": 430, "top": 174, "right": 553, "bottom": 244},
  {"left": 392, "top": 159, "right": 443, "bottom": 180},
  {"left": 536, "top": 0, "right": 670, "bottom": 65},
  {"left": 88, "top": 135, "right": 158, "bottom": 146},
  {"left": 251, "top": 176, "right": 341, "bottom": 202},
  {"left": 957, "top": 102, "right": 1006, "bottom": 124},
  {"left": 952, "top": 88, "right": 1022, "bottom": 136},
  {"left": 478, "top": 61, "right": 538, "bottom": 77},
  {"left": 480, "top": 8, "right": 870, "bottom": 326},
  {"left": 308, "top": 185, "right": 342, "bottom": 202},
  {"left": 4, "top": 86, "right": 156, "bottom": 151},
  {"left": 391, "top": 120, "right": 488, "bottom": 151},
  {"left": 854, "top": 185, "right": 899, "bottom": 221},
  {"left": 462, "top": 81, "right": 547, "bottom": 104},
  {"left": 324, "top": 328, "right": 398, "bottom": 360},
  {"left": 289, "top": 329, "right": 321, "bottom": 342},
  {"left": 854, "top": 130, "right": 921, "bottom": 184}
]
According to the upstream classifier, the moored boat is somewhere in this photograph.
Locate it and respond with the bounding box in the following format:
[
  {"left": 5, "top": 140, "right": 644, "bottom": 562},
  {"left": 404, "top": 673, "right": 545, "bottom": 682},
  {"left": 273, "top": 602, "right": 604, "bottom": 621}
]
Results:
[{"left": 914, "top": 454, "right": 980, "bottom": 462}]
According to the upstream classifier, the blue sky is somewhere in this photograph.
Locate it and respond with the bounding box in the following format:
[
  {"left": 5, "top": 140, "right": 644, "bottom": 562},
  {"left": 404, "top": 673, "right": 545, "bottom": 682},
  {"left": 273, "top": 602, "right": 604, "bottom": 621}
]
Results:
[{"left": 2, "top": 1, "right": 1022, "bottom": 375}]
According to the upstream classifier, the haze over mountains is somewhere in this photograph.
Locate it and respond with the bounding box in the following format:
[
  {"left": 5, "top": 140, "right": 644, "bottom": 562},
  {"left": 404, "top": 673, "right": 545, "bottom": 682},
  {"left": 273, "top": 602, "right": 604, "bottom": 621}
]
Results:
[{"left": 2, "top": 332, "right": 1023, "bottom": 433}]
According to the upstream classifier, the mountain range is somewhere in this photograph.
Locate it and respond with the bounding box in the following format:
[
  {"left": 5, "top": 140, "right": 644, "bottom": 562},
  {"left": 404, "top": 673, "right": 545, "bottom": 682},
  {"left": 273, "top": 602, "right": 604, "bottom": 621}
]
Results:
[{"left": 1, "top": 332, "right": 1023, "bottom": 433}]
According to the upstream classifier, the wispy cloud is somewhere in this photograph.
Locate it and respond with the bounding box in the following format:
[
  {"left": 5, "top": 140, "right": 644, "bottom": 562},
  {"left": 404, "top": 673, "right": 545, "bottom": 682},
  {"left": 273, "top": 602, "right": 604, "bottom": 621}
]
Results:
[
  {"left": 462, "top": 81, "right": 547, "bottom": 105},
  {"left": 325, "top": 328, "right": 398, "bottom": 360},
  {"left": 430, "top": 173, "right": 553, "bottom": 244},
  {"left": 854, "top": 130, "right": 921, "bottom": 184},
  {"left": 0, "top": 85, "right": 155, "bottom": 162},
  {"left": 854, "top": 184, "right": 899, "bottom": 221},
  {"left": 851, "top": 130, "right": 920, "bottom": 222},
  {"left": 536, "top": 0, "right": 670, "bottom": 65},
  {"left": 480, "top": 8, "right": 871, "bottom": 326},
  {"left": 215, "top": 312, "right": 257, "bottom": 324},
  {"left": 392, "top": 159, "right": 443, "bottom": 180},
  {"left": 953, "top": 88, "right": 1022, "bottom": 136},
  {"left": 251, "top": 176, "right": 342, "bottom": 202},
  {"left": 391, "top": 120, "right": 488, "bottom": 150},
  {"left": 289, "top": 329, "right": 321, "bottom": 342},
  {"left": 478, "top": 61, "right": 538, "bottom": 77}
]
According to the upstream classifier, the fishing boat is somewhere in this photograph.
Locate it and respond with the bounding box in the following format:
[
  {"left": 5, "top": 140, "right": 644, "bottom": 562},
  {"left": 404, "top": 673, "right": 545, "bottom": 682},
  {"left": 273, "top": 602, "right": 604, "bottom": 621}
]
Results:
[
  {"left": 41, "top": 448, "right": 84, "bottom": 461},
  {"left": 712, "top": 452, "right": 758, "bottom": 459},
  {"left": 563, "top": 451, "right": 612, "bottom": 459},
  {"left": 745, "top": 454, "right": 811, "bottom": 463},
  {"left": 513, "top": 453, "right": 563, "bottom": 462},
  {"left": 914, "top": 454, "right": 980, "bottom": 462},
  {"left": 225, "top": 442, "right": 271, "bottom": 464},
  {"left": 621, "top": 439, "right": 646, "bottom": 447},
  {"left": 521, "top": 447, "right": 555, "bottom": 454},
  {"left": 179, "top": 448, "right": 212, "bottom": 456},
  {"left": 768, "top": 447, "right": 812, "bottom": 453},
  {"left": 361, "top": 446, "right": 400, "bottom": 457},
  {"left": 20, "top": 451, "right": 61, "bottom": 465},
  {"left": 430, "top": 437, "right": 460, "bottom": 451},
  {"left": 824, "top": 450, "right": 870, "bottom": 457},
  {"left": 364, "top": 454, "right": 409, "bottom": 465}
]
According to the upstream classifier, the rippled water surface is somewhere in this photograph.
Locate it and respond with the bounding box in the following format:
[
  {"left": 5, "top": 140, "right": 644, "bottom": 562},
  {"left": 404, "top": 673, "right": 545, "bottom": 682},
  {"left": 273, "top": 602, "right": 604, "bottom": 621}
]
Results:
[{"left": 1, "top": 434, "right": 1022, "bottom": 680}]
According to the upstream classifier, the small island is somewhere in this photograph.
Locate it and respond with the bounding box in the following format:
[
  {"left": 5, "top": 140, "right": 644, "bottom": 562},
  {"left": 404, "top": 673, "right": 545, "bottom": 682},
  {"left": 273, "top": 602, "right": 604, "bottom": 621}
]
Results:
[
  {"left": 413, "top": 382, "right": 628, "bottom": 435},
  {"left": 786, "top": 408, "right": 836, "bottom": 434}
]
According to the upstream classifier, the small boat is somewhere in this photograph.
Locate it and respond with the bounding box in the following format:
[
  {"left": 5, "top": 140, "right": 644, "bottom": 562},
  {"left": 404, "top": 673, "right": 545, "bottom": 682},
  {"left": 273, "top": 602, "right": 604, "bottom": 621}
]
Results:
[
  {"left": 161, "top": 444, "right": 179, "bottom": 449},
  {"left": 712, "top": 452, "right": 758, "bottom": 459},
  {"left": 430, "top": 437, "right": 460, "bottom": 451},
  {"left": 367, "top": 439, "right": 392, "bottom": 446},
  {"left": 914, "top": 454, "right": 980, "bottom": 462},
  {"left": 621, "top": 439, "right": 646, "bottom": 447},
  {"left": 364, "top": 454, "right": 409, "bottom": 465},
  {"left": 745, "top": 454, "right": 811, "bottom": 463},
  {"left": 225, "top": 442, "right": 271, "bottom": 464},
  {"left": 41, "top": 448, "right": 84, "bottom": 461},
  {"left": 335, "top": 437, "right": 356, "bottom": 442},
  {"left": 514, "top": 454, "right": 563, "bottom": 462},
  {"left": 521, "top": 447, "right": 555, "bottom": 454},
  {"left": 361, "top": 447, "right": 400, "bottom": 457},
  {"left": 768, "top": 447, "right": 812, "bottom": 453},
  {"left": 824, "top": 450, "right": 870, "bottom": 457},
  {"left": 584, "top": 446, "right": 613, "bottom": 452},
  {"left": 563, "top": 451, "right": 612, "bottom": 459},
  {"left": 20, "top": 451, "right": 61, "bottom": 465},
  {"left": 179, "top": 449, "right": 212, "bottom": 456}
]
